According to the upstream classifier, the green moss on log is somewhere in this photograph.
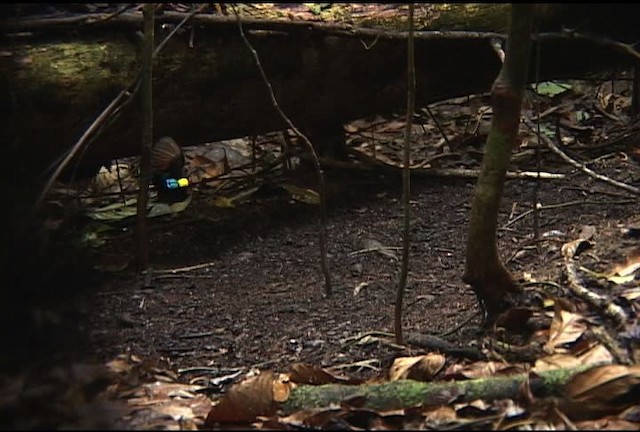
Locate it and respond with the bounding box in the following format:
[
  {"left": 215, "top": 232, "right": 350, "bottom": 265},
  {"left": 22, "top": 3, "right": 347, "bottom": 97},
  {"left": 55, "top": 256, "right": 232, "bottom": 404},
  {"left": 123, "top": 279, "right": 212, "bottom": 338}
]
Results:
[
  {"left": 13, "top": 37, "right": 136, "bottom": 107},
  {"left": 281, "top": 364, "right": 599, "bottom": 414},
  {"left": 430, "top": 4, "right": 510, "bottom": 31}
]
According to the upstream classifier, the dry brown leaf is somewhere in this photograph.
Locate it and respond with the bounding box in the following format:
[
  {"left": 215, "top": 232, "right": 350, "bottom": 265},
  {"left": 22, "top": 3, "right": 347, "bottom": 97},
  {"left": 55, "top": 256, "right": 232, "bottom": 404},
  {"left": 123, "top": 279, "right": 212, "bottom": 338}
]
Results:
[
  {"left": 561, "top": 364, "right": 640, "bottom": 419},
  {"left": 129, "top": 382, "right": 205, "bottom": 405},
  {"left": 339, "top": 406, "right": 408, "bottom": 430},
  {"left": 544, "top": 307, "right": 587, "bottom": 353},
  {"left": 389, "top": 354, "right": 445, "bottom": 381},
  {"left": 190, "top": 154, "right": 217, "bottom": 168},
  {"left": 578, "top": 224, "right": 597, "bottom": 240},
  {"left": 189, "top": 155, "right": 226, "bottom": 183},
  {"left": 534, "top": 354, "right": 582, "bottom": 373},
  {"left": 289, "top": 363, "right": 336, "bottom": 385},
  {"left": 105, "top": 356, "right": 135, "bottom": 375},
  {"left": 576, "top": 344, "right": 614, "bottom": 365},
  {"left": 376, "top": 119, "right": 407, "bottom": 132},
  {"left": 154, "top": 404, "right": 196, "bottom": 421},
  {"left": 575, "top": 418, "right": 640, "bottom": 430},
  {"left": 443, "top": 361, "right": 525, "bottom": 380},
  {"left": 275, "top": 407, "right": 343, "bottom": 429},
  {"left": 272, "top": 373, "right": 294, "bottom": 402},
  {"left": 565, "top": 364, "right": 640, "bottom": 400},
  {"left": 205, "top": 370, "right": 277, "bottom": 425},
  {"left": 608, "top": 250, "right": 640, "bottom": 283},
  {"left": 423, "top": 405, "right": 457, "bottom": 422},
  {"left": 561, "top": 238, "right": 594, "bottom": 260},
  {"left": 454, "top": 398, "right": 494, "bottom": 418},
  {"left": 536, "top": 344, "right": 613, "bottom": 373}
]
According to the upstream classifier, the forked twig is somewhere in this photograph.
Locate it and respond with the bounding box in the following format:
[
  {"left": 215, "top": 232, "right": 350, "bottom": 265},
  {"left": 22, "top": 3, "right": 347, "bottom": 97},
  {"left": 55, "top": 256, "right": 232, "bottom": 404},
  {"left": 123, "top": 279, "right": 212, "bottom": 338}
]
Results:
[
  {"left": 523, "top": 119, "right": 640, "bottom": 195},
  {"left": 232, "top": 5, "right": 332, "bottom": 296}
]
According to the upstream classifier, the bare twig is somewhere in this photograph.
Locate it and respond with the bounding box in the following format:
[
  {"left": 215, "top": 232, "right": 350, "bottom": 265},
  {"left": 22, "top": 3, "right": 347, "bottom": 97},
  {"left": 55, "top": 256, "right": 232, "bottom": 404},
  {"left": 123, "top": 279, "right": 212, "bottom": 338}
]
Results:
[
  {"left": 535, "top": 31, "right": 640, "bottom": 62},
  {"left": 34, "top": 84, "right": 135, "bottom": 212},
  {"left": 589, "top": 327, "right": 632, "bottom": 365},
  {"left": 437, "top": 311, "right": 482, "bottom": 337},
  {"left": 89, "top": 3, "right": 137, "bottom": 25},
  {"left": 232, "top": 5, "right": 332, "bottom": 296},
  {"left": 502, "top": 199, "right": 638, "bottom": 229},
  {"left": 395, "top": 2, "right": 415, "bottom": 346},
  {"left": 135, "top": 3, "right": 155, "bottom": 271},
  {"left": 564, "top": 259, "right": 627, "bottom": 328},
  {"left": 328, "top": 359, "right": 381, "bottom": 372},
  {"left": 421, "top": 105, "right": 451, "bottom": 148},
  {"left": 532, "top": 35, "right": 543, "bottom": 244},
  {"left": 145, "top": 261, "right": 218, "bottom": 274},
  {"left": 523, "top": 119, "right": 640, "bottom": 195}
]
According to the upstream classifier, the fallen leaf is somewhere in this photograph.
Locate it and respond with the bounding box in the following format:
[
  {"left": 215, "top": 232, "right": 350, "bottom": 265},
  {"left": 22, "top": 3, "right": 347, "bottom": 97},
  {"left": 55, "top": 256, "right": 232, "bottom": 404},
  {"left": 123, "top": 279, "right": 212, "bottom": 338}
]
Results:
[
  {"left": 389, "top": 354, "right": 445, "bottom": 381},
  {"left": 562, "top": 364, "right": 640, "bottom": 420},
  {"left": 544, "top": 307, "right": 587, "bottom": 353},
  {"left": 289, "top": 363, "right": 358, "bottom": 385},
  {"left": 561, "top": 239, "right": 594, "bottom": 260},
  {"left": 280, "top": 184, "right": 320, "bottom": 205},
  {"left": 205, "top": 371, "right": 277, "bottom": 425},
  {"left": 353, "top": 282, "right": 369, "bottom": 296}
]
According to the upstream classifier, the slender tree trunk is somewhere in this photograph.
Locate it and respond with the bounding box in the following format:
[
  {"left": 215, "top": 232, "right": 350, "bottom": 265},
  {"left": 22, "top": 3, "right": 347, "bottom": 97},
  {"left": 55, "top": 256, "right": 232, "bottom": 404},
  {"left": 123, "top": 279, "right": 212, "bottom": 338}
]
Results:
[
  {"left": 463, "top": 4, "right": 533, "bottom": 321},
  {"left": 136, "top": 3, "right": 154, "bottom": 270},
  {"left": 395, "top": 3, "right": 416, "bottom": 345}
]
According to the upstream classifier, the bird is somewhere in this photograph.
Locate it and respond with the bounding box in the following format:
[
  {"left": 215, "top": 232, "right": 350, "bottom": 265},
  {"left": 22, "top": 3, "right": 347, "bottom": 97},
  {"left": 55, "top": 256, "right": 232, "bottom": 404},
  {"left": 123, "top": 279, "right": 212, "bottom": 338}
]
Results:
[{"left": 150, "top": 136, "right": 189, "bottom": 203}]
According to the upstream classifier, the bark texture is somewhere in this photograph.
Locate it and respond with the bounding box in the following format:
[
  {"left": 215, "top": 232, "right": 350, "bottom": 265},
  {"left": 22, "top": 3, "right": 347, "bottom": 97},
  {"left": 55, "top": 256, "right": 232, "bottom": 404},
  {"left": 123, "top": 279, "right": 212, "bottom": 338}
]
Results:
[{"left": 463, "top": 4, "right": 533, "bottom": 320}]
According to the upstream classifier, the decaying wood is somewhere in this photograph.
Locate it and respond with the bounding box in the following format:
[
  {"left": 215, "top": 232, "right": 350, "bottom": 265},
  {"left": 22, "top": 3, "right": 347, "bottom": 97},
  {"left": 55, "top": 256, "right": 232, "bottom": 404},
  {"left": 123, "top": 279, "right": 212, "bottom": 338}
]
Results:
[
  {"left": 280, "top": 363, "right": 600, "bottom": 415},
  {"left": 1, "top": 6, "right": 639, "bottom": 180}
]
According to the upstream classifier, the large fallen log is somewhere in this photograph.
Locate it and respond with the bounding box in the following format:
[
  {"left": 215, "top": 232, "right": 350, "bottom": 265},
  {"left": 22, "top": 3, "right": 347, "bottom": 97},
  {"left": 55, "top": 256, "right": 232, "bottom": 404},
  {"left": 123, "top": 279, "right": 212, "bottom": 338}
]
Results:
[{"left": 1, "top": 5, "right": 638, "bottom": 180}]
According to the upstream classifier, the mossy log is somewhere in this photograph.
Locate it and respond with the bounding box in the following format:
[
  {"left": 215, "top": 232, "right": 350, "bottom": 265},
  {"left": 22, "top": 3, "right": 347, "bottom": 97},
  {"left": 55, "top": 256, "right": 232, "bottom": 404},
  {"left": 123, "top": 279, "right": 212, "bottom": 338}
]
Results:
[
  {"left": 1, "top": 5, "right": 639, "bottom": 181},
  {"left": 281, "top": 363, "right": 595, "bottom": 414}
]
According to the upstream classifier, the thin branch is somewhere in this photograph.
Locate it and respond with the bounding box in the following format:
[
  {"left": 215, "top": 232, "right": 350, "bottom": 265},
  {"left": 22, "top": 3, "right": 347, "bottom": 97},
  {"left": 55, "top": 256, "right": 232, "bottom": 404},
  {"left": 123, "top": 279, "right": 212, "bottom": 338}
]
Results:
[
  {"left": 502, "top": 199, "right": 638, "bottom": 229},
  {"left": 88, "top": 3, "right": 137, "bottom": 25},
  {"left": 135, "top": 3, "right": 154, "bottom": 271},
  {"left": 523, "top": 119, "right": 640, "bottom": 195},
  {"left": 34, "top": 83, "right": 135, "bottom": 213},
  {"left": 395, "top": 2, "right": 415, "bottom": 346},
  {"left": 231, "top": 5, "right": 332, "bottom": 296},
  {"left": 564, "top": 259, "right": 627, "bottom": 328},
  {"left": 535, "top": 31, "right": 640, "bottom": 62}
]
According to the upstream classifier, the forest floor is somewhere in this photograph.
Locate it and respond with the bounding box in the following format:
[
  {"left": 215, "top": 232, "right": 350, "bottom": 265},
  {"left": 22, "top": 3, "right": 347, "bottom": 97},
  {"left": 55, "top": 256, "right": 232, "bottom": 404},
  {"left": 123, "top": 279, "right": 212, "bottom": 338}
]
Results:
[
  {"left": 77, "top": 163, "right": 637, "bottom": 376},
  {"left": 2, "top": 82, "right": 639, "bottom": 429}
]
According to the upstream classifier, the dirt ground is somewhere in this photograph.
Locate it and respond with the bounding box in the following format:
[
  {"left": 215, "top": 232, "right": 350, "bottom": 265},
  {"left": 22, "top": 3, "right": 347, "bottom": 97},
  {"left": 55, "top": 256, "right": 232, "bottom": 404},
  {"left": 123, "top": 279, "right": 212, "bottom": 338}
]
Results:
[{"left": 73, "top": 155, "right": 637, "bottom": 378}]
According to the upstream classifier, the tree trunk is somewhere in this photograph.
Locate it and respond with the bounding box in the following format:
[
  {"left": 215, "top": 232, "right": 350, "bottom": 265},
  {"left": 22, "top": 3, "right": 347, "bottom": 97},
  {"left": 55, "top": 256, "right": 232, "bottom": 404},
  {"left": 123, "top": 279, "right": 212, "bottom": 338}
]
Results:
[{"left": 463, "top": 5, "right": 533, "bottom": 321}]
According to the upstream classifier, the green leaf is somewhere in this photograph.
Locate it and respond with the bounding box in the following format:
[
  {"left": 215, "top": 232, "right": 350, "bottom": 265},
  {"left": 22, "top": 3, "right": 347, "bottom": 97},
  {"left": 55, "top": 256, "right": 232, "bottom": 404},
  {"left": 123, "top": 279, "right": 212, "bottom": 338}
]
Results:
[
  {"left": 534, "top": 81, "right": 571, "bottom": 97},
  {"left": 575, "top": 110, "right": 590, "bottom": 123},
  {"left": 538, "top": 124, "right": 556, "bottom": 138},
  {"left": 86, "top": 198, "right": 138, "bottom": 221},
  {"left": 280, "top": 184, "right": 320, "bottom": 205}
]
